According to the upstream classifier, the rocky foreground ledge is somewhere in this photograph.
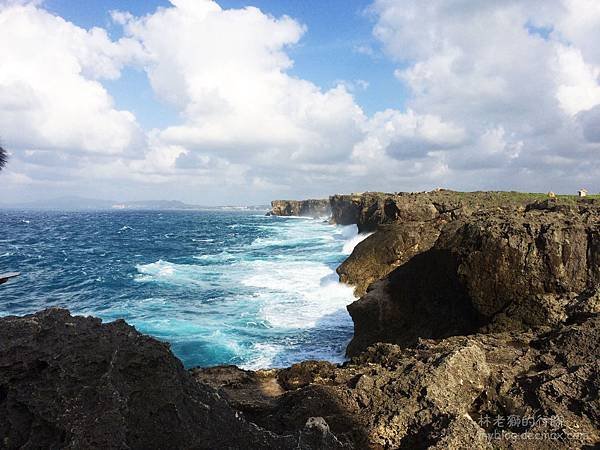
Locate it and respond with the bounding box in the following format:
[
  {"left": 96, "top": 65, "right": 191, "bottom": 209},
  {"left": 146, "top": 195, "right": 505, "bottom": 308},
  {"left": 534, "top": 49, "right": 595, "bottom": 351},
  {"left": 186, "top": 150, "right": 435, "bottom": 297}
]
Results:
[
  {"left": 1, "top": 190, "right": 599, "bottom": 449},
  {"left": 0, "top": 309, "right": 344, "bottom": 449},
  {"left": 1, "top": 308, "right": 598, "bottom": 449}
]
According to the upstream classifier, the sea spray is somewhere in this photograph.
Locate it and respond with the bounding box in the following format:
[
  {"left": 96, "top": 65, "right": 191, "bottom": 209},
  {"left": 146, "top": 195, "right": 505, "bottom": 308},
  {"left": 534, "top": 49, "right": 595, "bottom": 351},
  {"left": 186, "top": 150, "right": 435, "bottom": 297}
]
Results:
[{"left": 0, "top": 210, "right": 358, "bottom": 369}]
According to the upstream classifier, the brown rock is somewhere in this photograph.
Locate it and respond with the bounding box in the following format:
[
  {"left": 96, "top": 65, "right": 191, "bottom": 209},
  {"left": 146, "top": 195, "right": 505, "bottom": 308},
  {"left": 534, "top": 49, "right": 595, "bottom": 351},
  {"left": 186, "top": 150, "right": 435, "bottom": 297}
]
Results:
[
  {"left": 337, "top": 221, "right": 443, "bottom": 297},
  {"left": 347, "top": 203, "right": 600, "bottom": 355},
  {"left": 0, "top": 309, "right": 345, "bottom": 449},
  {"left": 269, "top": 199, "right": 330, "bottom": 217},
  {"left": 198, "top": 315, "right": 599, "bottom": 449}
]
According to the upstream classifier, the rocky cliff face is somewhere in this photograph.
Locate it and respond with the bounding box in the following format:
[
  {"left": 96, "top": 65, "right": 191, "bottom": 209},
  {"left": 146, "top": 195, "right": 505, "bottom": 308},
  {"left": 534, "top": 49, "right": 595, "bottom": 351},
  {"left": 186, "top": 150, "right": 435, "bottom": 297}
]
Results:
[
  {"left": 346, "top": 201, "right": 600, "bottom": 356},
  {"left": 329, "top": 190, "right": 578, "bottom": 232},
  {"left": 194, "top": 314, "right": 600, "bottom": 448},
  {"left": 330, "top": 192, "right": 441, "bottom": 232},
  {"left": 337, "top": 221, "right": 443, "bottom": 297},
  {"left": 334, "top": 190, "right": 539, "bottom": 296},
  {"left": 4, "top": 308, "right": 597, "bottom": 449},
  {"left": 0, "top": 309, "right": 345, "bottom": 449},
  {"left": 269, "top": 199, "right": 330, "bottom": 217}
]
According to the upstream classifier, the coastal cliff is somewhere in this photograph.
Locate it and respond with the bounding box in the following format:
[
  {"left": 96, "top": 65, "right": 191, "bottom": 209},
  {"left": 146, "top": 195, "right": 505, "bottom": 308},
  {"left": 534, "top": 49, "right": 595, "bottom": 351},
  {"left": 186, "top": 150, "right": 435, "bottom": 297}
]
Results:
[
  {"left": 336, "top": 191, "right": 599, "bottom": 297},
  {"left": 346, "top": 199, "right": 600, "bottom": 356},
  {"left": 261, "top": 190, "right": 599, "bottom": 447},
  {"left": 1, "top": 191, "right": 599, "bottom": 449},
  {"left": 269, "top": 199, "right": 330, "bottom": 217}
]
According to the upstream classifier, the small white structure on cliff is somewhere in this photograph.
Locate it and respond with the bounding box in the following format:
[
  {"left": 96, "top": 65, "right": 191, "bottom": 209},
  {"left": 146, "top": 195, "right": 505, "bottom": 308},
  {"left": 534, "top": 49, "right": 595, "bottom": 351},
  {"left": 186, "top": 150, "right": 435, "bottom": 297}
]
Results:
[{"left": 578, "top": 188, "right": 588, "bottom": 197}]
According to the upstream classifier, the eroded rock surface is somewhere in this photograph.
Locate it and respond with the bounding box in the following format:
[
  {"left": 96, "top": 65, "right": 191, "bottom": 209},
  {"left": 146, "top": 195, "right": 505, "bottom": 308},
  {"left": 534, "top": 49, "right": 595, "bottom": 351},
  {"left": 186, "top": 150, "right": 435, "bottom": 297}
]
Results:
[
  {"left": 5, "top": 307, "right": 595, "bottom": 449},
  {"left": 346, "top": 201, "right": 600, "bottom": 355},
  {"left": 333, "top": 191, "right": 567, "bottom": 296},
  {"left": 269, "top": 199, "right": 330, "bottom": 217},
  {"left": 338, "top": 221, "right": 444, "bottom": 297},
  {"left": 0, "top": 309, "right": 346, "bottom": 449},
  {"left": 329, "top": 190, "right": 549, "bottom": 232},
  {"left": 196, "top": 314, "right": 600, "bottom": 449},
  {"left": 440, "top": 204, "right": 600, "bottom": 329}
]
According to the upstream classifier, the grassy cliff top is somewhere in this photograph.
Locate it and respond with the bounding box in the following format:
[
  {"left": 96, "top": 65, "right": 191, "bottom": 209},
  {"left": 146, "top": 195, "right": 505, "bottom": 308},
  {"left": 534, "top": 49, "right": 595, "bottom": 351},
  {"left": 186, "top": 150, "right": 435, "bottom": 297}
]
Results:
[{"left": 332, "top": 189, "right": 599, "bottom": 206}]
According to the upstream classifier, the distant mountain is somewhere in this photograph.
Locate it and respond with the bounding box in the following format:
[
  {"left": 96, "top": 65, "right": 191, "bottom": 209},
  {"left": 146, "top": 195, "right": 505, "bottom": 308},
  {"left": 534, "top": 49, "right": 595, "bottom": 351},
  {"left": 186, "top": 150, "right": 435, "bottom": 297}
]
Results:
[{"left": 0, "top": 196, "right": 269, "bottom": 211}]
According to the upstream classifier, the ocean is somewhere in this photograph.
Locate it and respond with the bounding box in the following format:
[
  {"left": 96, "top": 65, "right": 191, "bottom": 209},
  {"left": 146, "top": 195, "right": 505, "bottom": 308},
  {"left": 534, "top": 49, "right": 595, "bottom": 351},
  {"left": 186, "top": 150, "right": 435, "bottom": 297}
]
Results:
[{"left": 0, "top": 209, "right": 368, "bottom": 369}]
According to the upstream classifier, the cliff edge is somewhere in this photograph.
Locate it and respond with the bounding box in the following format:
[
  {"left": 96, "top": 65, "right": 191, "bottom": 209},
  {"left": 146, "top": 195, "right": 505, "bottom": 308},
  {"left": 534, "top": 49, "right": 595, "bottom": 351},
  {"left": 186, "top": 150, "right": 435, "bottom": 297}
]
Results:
[
  {"left": 335, "top": 194, "right": 600, "bottom": 357},
  {"left": 268, "top": 199, "right": 330, "bottom": 217}
]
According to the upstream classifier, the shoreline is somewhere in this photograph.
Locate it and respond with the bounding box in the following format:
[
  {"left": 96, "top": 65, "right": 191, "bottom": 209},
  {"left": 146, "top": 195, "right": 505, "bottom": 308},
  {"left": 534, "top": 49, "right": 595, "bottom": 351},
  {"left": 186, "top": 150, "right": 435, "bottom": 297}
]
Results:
[
  {"left": 1, "top": 189, "right": 599, "bottom": 448},
  {"left": 0, "top": 211, "right": 361, "bottom": 370}
]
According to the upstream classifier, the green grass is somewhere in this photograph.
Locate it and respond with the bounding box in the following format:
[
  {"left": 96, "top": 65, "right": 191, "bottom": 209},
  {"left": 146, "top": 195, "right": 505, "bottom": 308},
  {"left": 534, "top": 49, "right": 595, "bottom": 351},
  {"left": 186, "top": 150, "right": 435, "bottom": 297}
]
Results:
[
  {"left": 422, "top": 190, "right": 600, "bottom": 207},
  {"left": 347, "top": 190, "right": 600, "bottom": 207}
]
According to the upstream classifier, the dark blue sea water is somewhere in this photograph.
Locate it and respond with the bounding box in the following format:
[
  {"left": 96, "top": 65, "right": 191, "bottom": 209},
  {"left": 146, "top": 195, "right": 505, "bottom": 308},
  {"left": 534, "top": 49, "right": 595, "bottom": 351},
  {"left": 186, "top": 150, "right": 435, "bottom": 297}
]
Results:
[{"left": 0, "top": 210, "right": 368, "bottom": 369}]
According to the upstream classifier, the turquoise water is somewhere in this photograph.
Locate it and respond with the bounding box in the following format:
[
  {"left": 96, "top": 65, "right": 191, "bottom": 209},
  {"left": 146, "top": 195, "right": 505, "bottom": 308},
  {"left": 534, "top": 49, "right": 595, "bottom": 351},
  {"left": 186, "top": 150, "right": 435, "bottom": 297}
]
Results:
[{"left": 0, "top": 210, "right": 366, "bottom": 369}]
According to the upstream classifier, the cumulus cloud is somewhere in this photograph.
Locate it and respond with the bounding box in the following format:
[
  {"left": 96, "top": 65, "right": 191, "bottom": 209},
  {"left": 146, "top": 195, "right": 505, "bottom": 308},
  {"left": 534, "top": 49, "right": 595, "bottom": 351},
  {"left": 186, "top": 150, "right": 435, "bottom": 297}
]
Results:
[
  {"left": 0, "top": 2, "right": 144, "bottom": 155},
  {"left": 115, "top": 0, "right": 365, "bottom": 168},
  {"left": 368, "top": 0, "right": 600, "bottom": 190},
  {"left": 1, "top": 0, "right": 600, "bottom": 203},
  {"left": 579, "top": 105, "right": 600, "bottom": 143}
]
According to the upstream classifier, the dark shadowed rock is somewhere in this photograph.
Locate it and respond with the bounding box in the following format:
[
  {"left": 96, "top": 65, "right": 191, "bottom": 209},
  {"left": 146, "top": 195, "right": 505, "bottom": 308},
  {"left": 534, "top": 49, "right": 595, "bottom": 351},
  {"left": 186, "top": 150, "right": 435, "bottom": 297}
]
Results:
[
  {"left": 337, "top": 221, "right": 443, "bottom": 297},
  {"left": 0, "top": 309, "right": 346, "bottom": 449},
  {"left": 346, "top": 247, "right": 486, "bottom": 356},
  {"left": 346, "top": 203, "right": 600, "bottom": 355}
]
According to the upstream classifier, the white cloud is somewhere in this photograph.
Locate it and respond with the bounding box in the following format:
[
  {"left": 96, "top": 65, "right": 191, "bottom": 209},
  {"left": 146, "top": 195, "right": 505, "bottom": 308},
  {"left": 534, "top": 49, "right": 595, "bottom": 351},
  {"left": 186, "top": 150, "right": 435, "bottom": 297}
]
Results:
[
  {"left": 555, "top": 46, "right": 600, "bottom": 115},
  {"left": 0, "top": 3, "right": 143, "bottom": 155},
  {"left": 115, "top": 0, "right": 366, "bottom": 169},
  {"left": 369, "top": 0, "right": 600, "bottom": 190},
  {"left": 354, "top": 109, "right": 466, "bottom": 161},
  {"left": 2, "top": 0, "right": 600, "bottom": 203}
]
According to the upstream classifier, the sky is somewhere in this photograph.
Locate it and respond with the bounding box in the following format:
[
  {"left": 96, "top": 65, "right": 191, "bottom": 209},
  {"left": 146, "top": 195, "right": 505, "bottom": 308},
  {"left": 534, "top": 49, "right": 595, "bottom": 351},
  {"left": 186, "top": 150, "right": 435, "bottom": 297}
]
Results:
[{"left": 1, "top": 0, "right": 600, "bottom": 205}]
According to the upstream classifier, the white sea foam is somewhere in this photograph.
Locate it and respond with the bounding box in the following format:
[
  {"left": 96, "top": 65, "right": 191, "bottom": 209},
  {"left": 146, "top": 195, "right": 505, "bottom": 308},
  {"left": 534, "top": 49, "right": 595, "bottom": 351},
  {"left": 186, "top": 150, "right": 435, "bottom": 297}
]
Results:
[
  {"left": 241, "top": 342, "right": 283, "bottom": 370},
  {"left": 268, "top": 215, "right": 313, "bottom": 220},
  {"left": 342, "top": 231, "right": 374, "bottom": 255},
  {"left": 135, "top": 260, "right": 224, "bottom": 288},
  {"left": 133, "top": 214, "right": 360, "bottom": 368},
  {"left": 241, "top": 260, "right": 354, "bottom": 330}
]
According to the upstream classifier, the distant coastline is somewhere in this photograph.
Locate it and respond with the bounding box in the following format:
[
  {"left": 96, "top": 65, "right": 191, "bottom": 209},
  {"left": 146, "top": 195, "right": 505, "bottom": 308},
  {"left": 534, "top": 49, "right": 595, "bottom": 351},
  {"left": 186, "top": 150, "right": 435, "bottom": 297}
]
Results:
[{"left": 0, "top": 195, "right": 269, "bottom": 212}]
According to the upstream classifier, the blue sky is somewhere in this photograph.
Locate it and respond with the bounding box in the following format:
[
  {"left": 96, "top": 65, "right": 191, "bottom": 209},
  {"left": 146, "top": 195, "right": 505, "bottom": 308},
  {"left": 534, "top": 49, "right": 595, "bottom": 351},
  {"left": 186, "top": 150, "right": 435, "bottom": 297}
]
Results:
[
  {"left": 44, "top": 0, "right": 405, "bottom": 130},
  {"left": 1, "top": 0, "right": 599, "bottom": 204}
]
